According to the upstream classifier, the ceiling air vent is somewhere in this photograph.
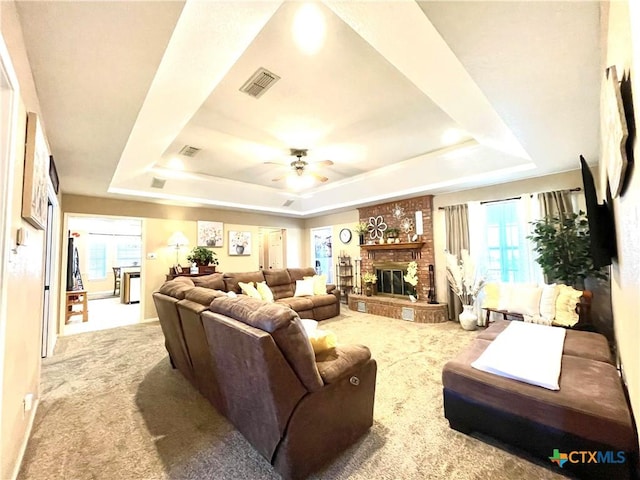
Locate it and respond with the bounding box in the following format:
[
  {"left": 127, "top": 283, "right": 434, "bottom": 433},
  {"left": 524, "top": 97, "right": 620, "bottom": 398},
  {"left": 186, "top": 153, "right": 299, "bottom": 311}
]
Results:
[
  {"left": 178, "top": 145, "right": 201, "bottom": 157},
  {"left": 151, "top": 177, "right": 166, "bottom": 189},
  {"left": 240, "top": 67, "right": 281, "bottom": 98},
  {"left": 282, "top": 199, "right": 295, "bottom": 207}
]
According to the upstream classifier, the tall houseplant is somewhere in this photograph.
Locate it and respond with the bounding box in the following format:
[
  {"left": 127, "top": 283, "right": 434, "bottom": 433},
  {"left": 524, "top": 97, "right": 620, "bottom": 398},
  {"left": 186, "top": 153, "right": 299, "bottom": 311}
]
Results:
[{"left": 527, "top": 211, "right": 607, "bottom": 287}]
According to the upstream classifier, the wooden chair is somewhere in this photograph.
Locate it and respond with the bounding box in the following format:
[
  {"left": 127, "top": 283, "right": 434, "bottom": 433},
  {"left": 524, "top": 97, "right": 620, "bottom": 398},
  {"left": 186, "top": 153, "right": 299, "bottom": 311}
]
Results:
[{"left": 113, "top": 267, "right": 122, "bottom": 296}]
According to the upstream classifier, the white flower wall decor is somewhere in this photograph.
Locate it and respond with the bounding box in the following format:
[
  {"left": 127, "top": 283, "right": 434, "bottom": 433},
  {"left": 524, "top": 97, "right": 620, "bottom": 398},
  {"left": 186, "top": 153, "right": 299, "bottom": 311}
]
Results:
[{"left": 367, "top": 215, "right": 387, "bottom": 239}]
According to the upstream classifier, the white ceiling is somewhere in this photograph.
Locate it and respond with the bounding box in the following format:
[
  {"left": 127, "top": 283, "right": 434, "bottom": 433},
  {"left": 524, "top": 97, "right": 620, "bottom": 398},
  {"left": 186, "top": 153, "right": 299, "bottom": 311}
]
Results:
[{"left": 16, "top": 0, "right": 601, "bottom": 218}]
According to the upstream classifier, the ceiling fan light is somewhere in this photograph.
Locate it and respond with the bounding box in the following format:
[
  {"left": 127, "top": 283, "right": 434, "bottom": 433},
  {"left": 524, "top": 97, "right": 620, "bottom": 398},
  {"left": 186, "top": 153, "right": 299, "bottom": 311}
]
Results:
[
  {"left": 286, "top": 173, "right": 315, "bottom": 190},
  {"left": 292, "top": 3, "right": 325, "bottom": 55}
]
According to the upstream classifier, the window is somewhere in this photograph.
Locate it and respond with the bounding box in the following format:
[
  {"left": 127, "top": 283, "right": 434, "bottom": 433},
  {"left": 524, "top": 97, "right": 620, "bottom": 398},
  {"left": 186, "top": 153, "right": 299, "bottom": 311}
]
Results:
[
  {"left": 116, "top": 236, "right": 141, "bottom": 266},
  {"left": 88, "top": 234, "right": 107, "bottom": 280},
  {"left": 477, "top": 199, "right": 538, "bottom": 284}
]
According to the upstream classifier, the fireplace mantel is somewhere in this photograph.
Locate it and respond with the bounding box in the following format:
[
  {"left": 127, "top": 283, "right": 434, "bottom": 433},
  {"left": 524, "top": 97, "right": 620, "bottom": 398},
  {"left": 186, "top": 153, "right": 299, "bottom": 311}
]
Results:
[{"left": 360, "top": 242, "right": 425, "bottom": 259}]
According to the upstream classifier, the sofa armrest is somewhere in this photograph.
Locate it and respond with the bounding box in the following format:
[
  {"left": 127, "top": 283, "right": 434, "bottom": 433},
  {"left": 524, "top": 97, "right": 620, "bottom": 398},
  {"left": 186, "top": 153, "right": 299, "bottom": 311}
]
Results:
[
  {"left": 325, "top": 283, "right": 337, "bottom": 293},
  {"left": 315, "top": 345, "right": 371, "bottom": 384}
]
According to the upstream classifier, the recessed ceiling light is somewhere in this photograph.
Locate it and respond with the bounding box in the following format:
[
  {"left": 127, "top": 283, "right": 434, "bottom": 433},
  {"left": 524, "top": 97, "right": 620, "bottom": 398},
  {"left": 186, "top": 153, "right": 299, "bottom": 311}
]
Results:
[
  {"left": 441, "top": 128, "right": 464, "bottom": 146},
  {"left": 167, "top": 157, "right": 185, "bottom": 171},
  {"left": 292, "top": 3, "right": 325, "bottom": 55}
]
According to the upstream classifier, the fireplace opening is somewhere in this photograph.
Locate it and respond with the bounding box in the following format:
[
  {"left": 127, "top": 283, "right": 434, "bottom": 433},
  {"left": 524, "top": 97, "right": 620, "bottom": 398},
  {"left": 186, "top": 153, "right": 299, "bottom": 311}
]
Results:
[{"left": 374, "top": 262, "right": 410, "bottom": 297}]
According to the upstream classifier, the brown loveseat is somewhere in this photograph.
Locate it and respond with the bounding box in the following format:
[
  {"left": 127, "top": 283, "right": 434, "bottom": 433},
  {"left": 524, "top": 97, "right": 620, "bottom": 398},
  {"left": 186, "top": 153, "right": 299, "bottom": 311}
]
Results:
[
  {"left": 442, "top": 320, "right": 638, "bottom": 479},
  {"left": 152, "top": 278, "right": 376, "bottom": 479}
]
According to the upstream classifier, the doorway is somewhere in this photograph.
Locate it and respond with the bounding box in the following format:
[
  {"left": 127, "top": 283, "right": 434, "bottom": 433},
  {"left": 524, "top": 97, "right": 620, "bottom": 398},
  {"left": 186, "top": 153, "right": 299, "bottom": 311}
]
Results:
[
  {"left": 63, "top": 215, "right": 143, "bottom": 335},
  {"left": 310, "top": 227, "right": 333, "bottom": 283},
  {"left": 258, "top": 228, "right": 286, "bottom": 270}
]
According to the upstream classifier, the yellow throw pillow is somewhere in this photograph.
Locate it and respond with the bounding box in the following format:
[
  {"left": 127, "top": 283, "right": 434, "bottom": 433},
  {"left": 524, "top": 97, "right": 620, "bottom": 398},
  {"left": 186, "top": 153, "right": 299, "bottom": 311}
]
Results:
[
  {"left": 238, "top": 281, "right": 261, "bottom": 300},
  {"left": 308, "top": 328, "right": 337, "bottom": 354},
  {"left": 554, "top": 285, "right": 582, "bottom": 326},
  {"left": 482, "top": 282, "right": 500, "bottom": 309},
  {"left": 255, "top": 281, "right": 274, "bottom": 303},
  {"left": 304, "top": 274, "right": 328, "bottom": 295}
]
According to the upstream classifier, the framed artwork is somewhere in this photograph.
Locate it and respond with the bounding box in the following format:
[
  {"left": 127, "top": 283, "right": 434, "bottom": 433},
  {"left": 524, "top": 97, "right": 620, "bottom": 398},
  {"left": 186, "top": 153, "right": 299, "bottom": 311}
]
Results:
[
  {"left": 198, "top": 221, "right": 224, "bottom": 247},
  {"left": 173, "top": 265, "right": 183, "bottom": 274},
  {"left": 229, "top": 231, "right": 251, "bottom": 255},
  {"left": 601, "top": 65, "right": 629, "bottom": 198},
  {"left": 22, "top": 112, "right": 49, "bottom": 230}
]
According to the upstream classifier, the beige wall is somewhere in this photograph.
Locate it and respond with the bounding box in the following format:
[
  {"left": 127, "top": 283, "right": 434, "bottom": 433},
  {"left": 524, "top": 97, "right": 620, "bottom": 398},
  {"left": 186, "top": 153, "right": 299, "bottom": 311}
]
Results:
[
  {"left": 1, "top": 3, "right": 58, "bottom": 478},
  {"left": 604, "top": 0, "right": 640, "bottom": 437},
  {"left": 62, "top": 195, "right": 306, "bottom": 320}
]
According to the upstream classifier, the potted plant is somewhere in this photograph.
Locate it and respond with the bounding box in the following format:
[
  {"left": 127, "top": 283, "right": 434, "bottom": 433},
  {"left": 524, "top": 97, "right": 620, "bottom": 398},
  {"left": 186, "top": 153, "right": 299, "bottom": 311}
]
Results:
[
  {"left": 385, "top": 228, "right": 400, "bottom": 243},
  {"left": 362, "top": 271, "right": 377, "bottom": 296},
  {"left": 354, "top": 221, "right": 369, "bottom": 245},
  {"left": 527, "top": 211, "right": 607, "bottom": 287},
  {"left": 186, "top": 246, "right": 219, "bottom": 270}
]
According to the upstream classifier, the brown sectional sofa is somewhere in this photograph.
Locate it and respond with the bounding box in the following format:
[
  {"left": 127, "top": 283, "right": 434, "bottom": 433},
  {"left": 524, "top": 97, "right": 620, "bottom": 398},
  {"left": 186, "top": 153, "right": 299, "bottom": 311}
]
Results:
[
  {"left": 190, "top": 267, "right": 340, "bottom": 320},
  {"left": 152, "top": 270, "right": 375, "bottom": 479},
  {"left": 442, "top": 320, "right": 638, "bottom": 479}
]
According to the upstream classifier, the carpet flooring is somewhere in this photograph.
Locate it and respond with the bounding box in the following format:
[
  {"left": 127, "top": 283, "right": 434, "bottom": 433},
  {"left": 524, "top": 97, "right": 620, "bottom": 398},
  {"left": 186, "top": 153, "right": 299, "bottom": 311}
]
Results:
[{"left": 18, "top": 309, "right": 568, "bottom": 479}]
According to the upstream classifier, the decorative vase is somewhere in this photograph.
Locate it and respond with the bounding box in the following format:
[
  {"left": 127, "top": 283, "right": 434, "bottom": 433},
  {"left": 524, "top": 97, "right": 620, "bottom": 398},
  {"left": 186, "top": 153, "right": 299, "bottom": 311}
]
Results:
[
  {"left": 459, "top": 304, "right": 478, "bottom": 331},
  {"left": 365, "top": 284, "right": 373, "bottom": 296},
  {"left": 379, "top": 238, "right": 385, "bottom": 245},
  {"left": 359, "top": 233, "right": 365, "bottom": 245},
  {"left": 235, "top": 245, "right": 245, "bottom": 254}
]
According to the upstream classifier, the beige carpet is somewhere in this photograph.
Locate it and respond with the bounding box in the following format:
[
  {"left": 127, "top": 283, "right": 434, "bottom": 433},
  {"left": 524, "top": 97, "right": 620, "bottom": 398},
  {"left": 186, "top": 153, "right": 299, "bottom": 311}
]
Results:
[{"left": 18, "top": 309, "right": 568, "bottom": 480}]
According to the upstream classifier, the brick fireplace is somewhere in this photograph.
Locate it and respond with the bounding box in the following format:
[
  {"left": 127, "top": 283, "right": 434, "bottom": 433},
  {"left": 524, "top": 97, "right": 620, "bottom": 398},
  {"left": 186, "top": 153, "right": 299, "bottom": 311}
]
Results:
[{"left": 358, "top": 195, "right": 435, "bottom": 300}]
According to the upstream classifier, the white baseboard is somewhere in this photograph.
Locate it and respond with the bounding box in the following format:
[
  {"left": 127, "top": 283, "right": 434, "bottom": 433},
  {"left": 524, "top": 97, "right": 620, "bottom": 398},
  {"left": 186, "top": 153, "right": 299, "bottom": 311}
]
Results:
[{"left": 10, "top": 397, "right": 39, "bottom": 480}]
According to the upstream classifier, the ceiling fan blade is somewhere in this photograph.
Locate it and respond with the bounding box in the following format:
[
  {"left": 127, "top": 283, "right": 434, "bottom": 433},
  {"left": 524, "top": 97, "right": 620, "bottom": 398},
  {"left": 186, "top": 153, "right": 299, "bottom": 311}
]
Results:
[
  {"left": 272, "top": 176, "right": 284, "bottom": 182},
  {"left": 264, "top": 161, "right": 287, "bottom": 166},
  {"left": 314, "top": 160, "right": 334, "bottom": 167},
  {"left": 310, "top": 173, "right": 328, "bottom": 183}
]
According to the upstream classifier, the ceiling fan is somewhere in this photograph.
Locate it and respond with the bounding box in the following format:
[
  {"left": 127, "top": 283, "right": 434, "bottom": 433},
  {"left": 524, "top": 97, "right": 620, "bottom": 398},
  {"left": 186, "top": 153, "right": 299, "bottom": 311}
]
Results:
[{"left": 267, "top": 149, "right": 334, "bottom": 184}]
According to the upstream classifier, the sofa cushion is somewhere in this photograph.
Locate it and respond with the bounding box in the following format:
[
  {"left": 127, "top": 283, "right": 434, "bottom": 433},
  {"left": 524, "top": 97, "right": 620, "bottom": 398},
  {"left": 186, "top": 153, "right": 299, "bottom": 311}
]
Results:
[
  {"left": 191, "top": 272, "right": 225, "bottom": 290},
  {"left": 539, "top": 283, "right": 559, "bottom": 321},
  {"left": 288, "top": 267, "right": 317, "bottom": 282},
  {"left": 263, "top": 269, "right": 294, "bottom": 300},
  {"left": 277, "top": 296, "right": 314, "bottom": 312},
  {"left": 185, "top": 286, "right": 226, "bottom": 306},
  {"left": 209, "top": 296, "right": 323, "bottom": 391},
  {"left": 223, "top": 271, "right": 265, "bottom": 294},
  {"left": 309, "top": 294, "right": 337, "bottom": 308},
  {"left": 157, "top": 280, "right": 193, "bottom": 300}
]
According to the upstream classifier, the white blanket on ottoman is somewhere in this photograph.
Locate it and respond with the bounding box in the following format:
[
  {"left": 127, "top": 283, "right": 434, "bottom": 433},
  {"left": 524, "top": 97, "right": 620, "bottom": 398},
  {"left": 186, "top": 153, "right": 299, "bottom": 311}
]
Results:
[{"left": 471, "top": 321, "right": 566, "bottom": 390}]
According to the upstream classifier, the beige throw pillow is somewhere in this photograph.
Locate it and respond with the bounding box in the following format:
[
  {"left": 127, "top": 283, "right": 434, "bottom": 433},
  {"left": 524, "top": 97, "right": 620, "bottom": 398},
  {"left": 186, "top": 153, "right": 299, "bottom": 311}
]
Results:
[
  {"left": 294, "top": 278, "right": 315, "bottom": 297},
  {"left": 554, "top": 285, "right": 582, "bottom": 326},
  {"left": 255, "top": 281, "right": 274, "bottom": 303},
  {"left": 238, "top": 281, "right": 262, "bottom": 300},
  {"left": 303, "top": 274, "right": 328, "bottom": 295}
]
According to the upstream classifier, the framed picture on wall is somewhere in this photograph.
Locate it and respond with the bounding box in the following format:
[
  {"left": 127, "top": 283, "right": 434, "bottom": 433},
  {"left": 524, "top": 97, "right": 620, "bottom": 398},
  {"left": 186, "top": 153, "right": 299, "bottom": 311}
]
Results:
[
  {"left": 229, "top": 231, "right": 251, "bottom": 256},
  {"left": 22, "top": 112, "right": 50, "bottom": 230},
  {"left": 198, "top": 221, "right": 224, "bottom": 247}
]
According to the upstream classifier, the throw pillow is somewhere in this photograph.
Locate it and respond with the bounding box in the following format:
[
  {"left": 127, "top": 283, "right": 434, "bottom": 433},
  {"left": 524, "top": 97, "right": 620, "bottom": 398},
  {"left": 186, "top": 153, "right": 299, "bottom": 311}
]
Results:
[
  {"left": 238, "top": 281, "right": 262, "bottom": 300},
  {"left": 304, "top": 274, "right": 328, "bottom": 295},
  {"left": 497, "top": 283, "right": 513, "bottom": 310},
  {"left": 308, "top": 328, "right": 337, "bottom": 354},
  {"left": 255, "top": 281, "right": 274, "bottom": 303},
  {"left": 509, "top": 286, "right": 542, "bottom": 316},
  {"left": 539, "top": 284, "right": 559, "bottom": 321},
  {"left": 294, "top": 278, "right": 315, "bottom": 297},
  {"left": 481, "top": 282, "right": 500, "bottom": 309},
  {"left": 554, "top": 285, "right": 582, "bottom": 326}
]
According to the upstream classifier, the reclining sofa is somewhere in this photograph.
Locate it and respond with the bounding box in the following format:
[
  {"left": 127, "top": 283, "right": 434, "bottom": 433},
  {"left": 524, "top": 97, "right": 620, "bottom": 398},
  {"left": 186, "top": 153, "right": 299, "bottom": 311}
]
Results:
[{"left": 152, "top": 270, "right": 376, "bottom": 479}]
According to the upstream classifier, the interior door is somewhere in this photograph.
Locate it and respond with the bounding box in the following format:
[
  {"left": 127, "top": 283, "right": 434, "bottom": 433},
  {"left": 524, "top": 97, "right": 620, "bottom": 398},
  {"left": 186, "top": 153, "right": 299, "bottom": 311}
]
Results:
[
  {"left": 268, "top": 230, "right": 283, "bottom": 269},
  {"left": 41, "top": 199, "right": 54, "bottom": 357}
]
